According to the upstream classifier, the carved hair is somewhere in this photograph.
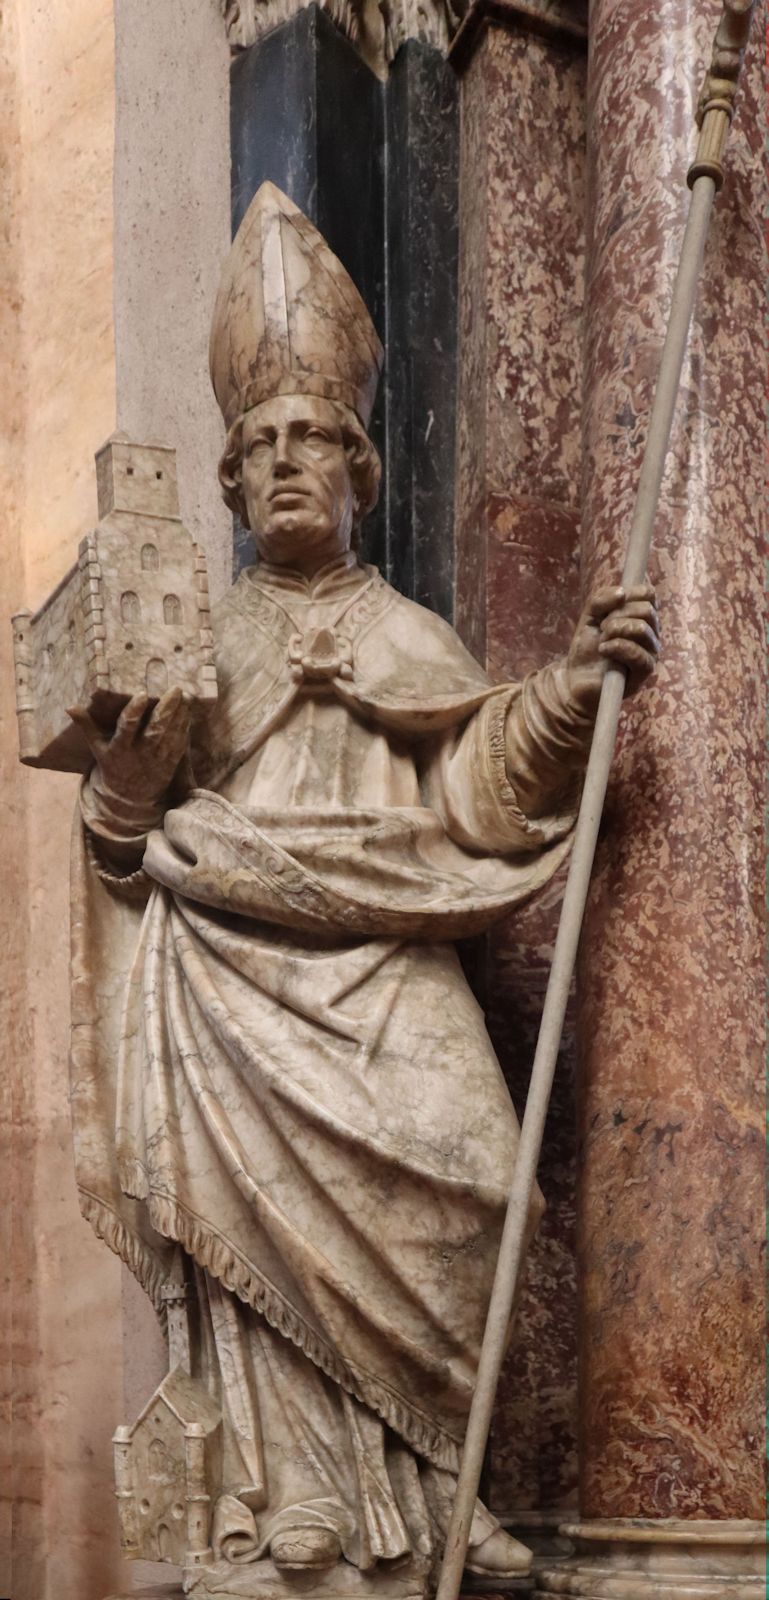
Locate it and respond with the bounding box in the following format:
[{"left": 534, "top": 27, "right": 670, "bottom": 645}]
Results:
[{"left": 217, "top": 403, "right": 381, "bottom": 544}]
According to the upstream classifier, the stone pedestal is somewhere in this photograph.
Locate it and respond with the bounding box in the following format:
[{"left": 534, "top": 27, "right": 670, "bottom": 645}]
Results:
[
  {"left": 538, "top": 1521, "right": 766, "bottom": 1598},
  {"left": 553, "top": 0, "right": 766, "bottom": 1593}
]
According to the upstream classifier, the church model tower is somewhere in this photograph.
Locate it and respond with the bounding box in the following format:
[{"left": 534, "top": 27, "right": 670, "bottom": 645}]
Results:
[{"left": 12, "top": 434, "right": 218, "bottom": 773}]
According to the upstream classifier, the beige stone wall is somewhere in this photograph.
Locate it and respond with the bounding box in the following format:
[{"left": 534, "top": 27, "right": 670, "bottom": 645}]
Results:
[
  {"left": 111, "top": 6, "right": 231, "bottom": 1585},
  {"left": 1, "top": 3, "right": 232, "bottom": 1594},
  {"left": 0, "top": 2, "right": 125, "bottom": 1597},
  {"left": 113, "top": 0, "right": 232, "bottom": 600}
]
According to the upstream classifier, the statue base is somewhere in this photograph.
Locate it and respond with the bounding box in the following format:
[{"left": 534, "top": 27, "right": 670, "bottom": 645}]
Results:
[
  {"left": 104, "top": 1592, "right": 527, "bottom": 1600},
  {"left": 104, "top": 1566, "right": 530, "bottom": 1600},
  {"left": 106, "top": 1556, "right": 434, "bottom": 1600},
  {"left": 184, "top": 1557, "right": 429, "bottom": 1599}
]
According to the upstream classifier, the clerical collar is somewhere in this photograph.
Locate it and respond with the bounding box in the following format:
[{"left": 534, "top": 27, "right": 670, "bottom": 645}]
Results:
[{"left": 246, "top": 550, "right": 369, "bottom": 599}]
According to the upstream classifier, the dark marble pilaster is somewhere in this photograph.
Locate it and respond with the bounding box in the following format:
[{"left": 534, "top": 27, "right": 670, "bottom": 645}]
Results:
[
  {"left": 229, "top": 6, "right": 385, "bottom": 571},
  {"left": 454, "top": 14, "right": 587, "bottom": 1529},
  {"left": 229, "top": 9, "right": 458, "bottom": 612},
  {"left": 384, "top": 43, "right": 458, "bottom": 618}
]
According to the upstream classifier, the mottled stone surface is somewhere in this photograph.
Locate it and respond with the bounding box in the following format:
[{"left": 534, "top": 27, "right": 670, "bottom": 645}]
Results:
[
  {"left": 0, "top": 3, "right": 126, "bottom": 1599},
  {"left": 450, "top": 0, "right": 587, "bottom": 75},
  {"left": 455, "top": 21, "right": 587, "bottom": 1516},
  {"left": 577, "top": 0, "right": 766, "bottom": 1523}
]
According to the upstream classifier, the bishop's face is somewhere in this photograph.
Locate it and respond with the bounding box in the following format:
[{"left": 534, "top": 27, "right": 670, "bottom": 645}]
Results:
[{"left": 241, "top": 395, "right": 355, "bottom": 574}]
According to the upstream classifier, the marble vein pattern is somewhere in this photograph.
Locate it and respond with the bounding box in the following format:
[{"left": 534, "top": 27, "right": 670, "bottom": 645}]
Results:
[
  {"left": 577, "top": 0, "right": 766, "bottom": 1522},
  {"left": 455, "top": 23, "right": 586, "bottom": 1514}
]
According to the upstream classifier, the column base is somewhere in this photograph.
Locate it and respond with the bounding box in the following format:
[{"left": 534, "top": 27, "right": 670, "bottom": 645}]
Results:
[{"left": 536, "top": 1519, "right": 766, "bottom": 1598}]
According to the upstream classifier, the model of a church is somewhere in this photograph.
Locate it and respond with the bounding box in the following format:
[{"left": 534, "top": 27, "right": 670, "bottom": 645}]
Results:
[
  {"left": 113, "top": 1364, "right": 221, "bottom": 1570},
  {"left": 11, "top": 434, "right": 218, "bottom": 773}
]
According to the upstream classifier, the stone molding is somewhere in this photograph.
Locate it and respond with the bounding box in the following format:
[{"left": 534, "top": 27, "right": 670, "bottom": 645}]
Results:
[
  {"left": 536, "top": 1519, "right": 767, "bottom": 1599},
  {"left": 222, "top": 0, "right": 458, "bottom": 72}
]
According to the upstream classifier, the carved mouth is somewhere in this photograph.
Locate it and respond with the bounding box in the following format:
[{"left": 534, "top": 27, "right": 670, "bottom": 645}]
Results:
[{"left": 269, "top": 486, "right": 310, "bottom": 504}]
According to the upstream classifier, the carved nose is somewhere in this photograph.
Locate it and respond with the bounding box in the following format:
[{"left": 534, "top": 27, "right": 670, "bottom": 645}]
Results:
[{"left": 273, "top": 434, "right": 299, "bottom": 476}]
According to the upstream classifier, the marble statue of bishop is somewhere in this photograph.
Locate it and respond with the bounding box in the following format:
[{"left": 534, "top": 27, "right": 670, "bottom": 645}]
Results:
[{"left": 69, "top": 183, "right": 658, "bottom": 1590}]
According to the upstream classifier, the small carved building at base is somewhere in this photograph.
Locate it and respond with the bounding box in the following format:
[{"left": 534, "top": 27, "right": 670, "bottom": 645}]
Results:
[{"left": 113, "top": 1365, "right": 222, "bottom": 1570}]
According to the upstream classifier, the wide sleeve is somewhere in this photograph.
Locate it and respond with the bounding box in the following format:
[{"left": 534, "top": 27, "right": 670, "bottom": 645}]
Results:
[{"left": 421, "top": 662, "right": 593, "bottom": 857}]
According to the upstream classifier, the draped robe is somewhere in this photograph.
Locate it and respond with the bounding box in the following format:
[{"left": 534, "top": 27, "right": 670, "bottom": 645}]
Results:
[{"left": 70, "top": 554, "right": 582, "bottom": 1568}]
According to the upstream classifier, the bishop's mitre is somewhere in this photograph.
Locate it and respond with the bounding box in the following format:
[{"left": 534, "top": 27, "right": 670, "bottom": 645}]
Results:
[{"left": 209, "top": 182, "right": 383, "bottom": 432}]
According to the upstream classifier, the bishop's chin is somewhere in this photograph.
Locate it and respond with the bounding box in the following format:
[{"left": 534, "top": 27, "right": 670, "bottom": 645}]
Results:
[{"left": 255, "top": 519, "right": 339, "bottom": 565}]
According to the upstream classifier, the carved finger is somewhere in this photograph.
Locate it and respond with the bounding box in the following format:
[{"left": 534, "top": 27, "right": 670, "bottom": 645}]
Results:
[
  {"left": 584, "top": 586, "right": 626, "bottom": 624},
  {"left": 66, "top": 705, "right": 108, "bottom": 762},
  {"left": 599, "top": 639, "right": 657, "bottom": 671},
  {"left": 145, "top": 687, "right": 191, "bottom": 747},
  {"left": 113, "top": 694, "right": 152, "bottom": 746},
  {"left": 612, "top": 599, "right": 660, "bottom": 632},
  {"left": 146, "top": 686, "right": 183, "bottom": 729},
  {"left": 600, "top": 617, "right": 660, "bottom": 652}
]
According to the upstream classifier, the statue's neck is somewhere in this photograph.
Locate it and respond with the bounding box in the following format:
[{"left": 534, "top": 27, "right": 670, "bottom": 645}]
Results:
[{"left": 252, "top": 549, "right": 363, "bottom": 596}]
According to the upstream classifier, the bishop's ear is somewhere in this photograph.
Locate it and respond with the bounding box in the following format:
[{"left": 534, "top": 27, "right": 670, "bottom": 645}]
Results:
[
  {"left": 217, "top": 413, "right": 249, "bottom": 526},
  {"left": 343, "top": 423, "right": 382, "bottom": 524}
]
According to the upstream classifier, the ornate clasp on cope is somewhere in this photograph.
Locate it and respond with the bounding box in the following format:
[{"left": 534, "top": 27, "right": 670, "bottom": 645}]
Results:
[{"left": 287, "top": 626, "right": 354, "bottom": 683}]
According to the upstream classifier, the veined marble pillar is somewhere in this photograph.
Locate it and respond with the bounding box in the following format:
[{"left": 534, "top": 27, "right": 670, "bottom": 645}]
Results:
[
  {"left": 453, "top": 3, "right": 587, "bottom": 1550},
  {"left": 540, "top": 2, "right": 766, "bottom": 1594}
]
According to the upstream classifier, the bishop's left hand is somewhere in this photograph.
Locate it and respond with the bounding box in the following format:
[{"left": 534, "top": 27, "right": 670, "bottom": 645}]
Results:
[{"left": 565, "top": 584, "right": 660, "bottom": 718}]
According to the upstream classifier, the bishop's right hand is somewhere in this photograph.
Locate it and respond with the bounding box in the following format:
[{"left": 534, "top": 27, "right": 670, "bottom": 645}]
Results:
[{"left": 67, "top": 688, "right": 192, "bottom": 809}]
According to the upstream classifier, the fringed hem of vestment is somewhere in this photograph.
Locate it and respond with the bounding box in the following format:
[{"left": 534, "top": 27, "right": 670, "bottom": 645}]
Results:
[
  {"left": 78, "top": 1189, "right": 169, "bottom": 1328},
  {"left": 78, "top": 1182, "right": 463, "bottom": 1476}
]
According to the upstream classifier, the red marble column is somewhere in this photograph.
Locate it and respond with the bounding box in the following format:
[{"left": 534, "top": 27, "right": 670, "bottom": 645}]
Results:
[
  {"left": 453, "top": 5, "right": 587, "bottom": 1540},
  {"left": 540, "top": 0, "right": 766, "bottom": 1592}
]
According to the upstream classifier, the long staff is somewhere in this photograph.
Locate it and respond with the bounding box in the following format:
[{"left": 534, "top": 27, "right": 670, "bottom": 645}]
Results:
[{"left": 435, "top": 6, "right": 756, "bottom": 1599}]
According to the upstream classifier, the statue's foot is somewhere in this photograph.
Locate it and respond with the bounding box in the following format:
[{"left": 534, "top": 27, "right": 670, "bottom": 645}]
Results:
[
  {"left": 270, "top": 1527, "right": 343, "bottom": 1571},
  {"left": 465, "top": 1528, "right": 532, "bottom": 1578}
]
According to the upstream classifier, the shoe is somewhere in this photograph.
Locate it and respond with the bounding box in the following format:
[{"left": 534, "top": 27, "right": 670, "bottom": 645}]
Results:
[
  {"left": 465, "top": 1527, "right": 533, "bottom": 1577},
  {"left": 270, "top": 1527, "right": 343, "bottom": 1570}
]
